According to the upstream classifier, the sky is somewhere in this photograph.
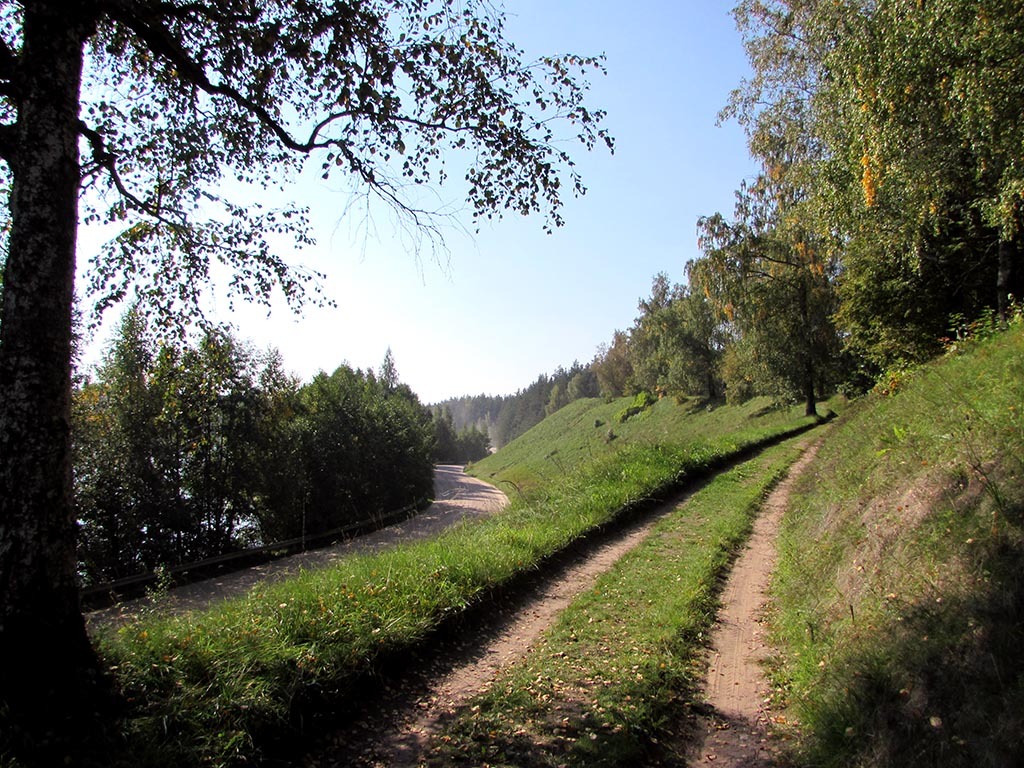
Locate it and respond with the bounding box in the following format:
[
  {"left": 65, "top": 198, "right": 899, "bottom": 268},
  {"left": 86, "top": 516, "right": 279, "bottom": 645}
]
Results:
[{"left": 78, "top": 0, "right": 757, "bottom": 404}]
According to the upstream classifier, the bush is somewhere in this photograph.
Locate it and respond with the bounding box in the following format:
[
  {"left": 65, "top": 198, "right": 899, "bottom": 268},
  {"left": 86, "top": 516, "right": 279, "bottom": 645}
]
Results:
[{"left": 616, "top": 391, "right": 656, "bottom": 423}]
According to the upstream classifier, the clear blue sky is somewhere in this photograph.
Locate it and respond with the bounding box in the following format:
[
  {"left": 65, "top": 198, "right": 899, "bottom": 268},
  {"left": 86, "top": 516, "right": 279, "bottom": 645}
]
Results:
[{"left": 78, "top": 0, "right": 756, "bottom": 404}]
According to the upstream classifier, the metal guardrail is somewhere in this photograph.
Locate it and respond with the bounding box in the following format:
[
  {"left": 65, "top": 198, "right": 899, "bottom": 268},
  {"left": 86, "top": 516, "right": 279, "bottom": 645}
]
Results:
[{"left": 80, "top": 497, "right": 430, "bottom": 610}]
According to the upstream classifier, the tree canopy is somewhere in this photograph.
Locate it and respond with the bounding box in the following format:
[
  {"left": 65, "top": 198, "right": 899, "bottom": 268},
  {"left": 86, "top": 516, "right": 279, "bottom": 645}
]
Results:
[
  {"left": 0, "top": 1, "right": 610, "bottom": 762},
  {"left": 2, "top": 0, "right": 612, "bottom": 324},
  {"left": 586, "top": 0, "right": 1020, "bottom": 416}
]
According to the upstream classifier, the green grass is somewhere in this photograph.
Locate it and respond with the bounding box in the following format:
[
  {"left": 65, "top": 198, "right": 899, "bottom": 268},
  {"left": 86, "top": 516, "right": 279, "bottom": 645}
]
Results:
[
  {"left": 470, "top": 394, "right": 817, "bottom": 493},
  {"left": 769, "top": 319, "right": 1024, "bottom": 767},
  {"left": 93, "top": 396, "right": 822, "bottom": 765},
  {"left": 423, "top": 435, "right": 812, "bottom": 767},
  {"left": 90, "top": 393, "right": 823, "bottom": 765}
]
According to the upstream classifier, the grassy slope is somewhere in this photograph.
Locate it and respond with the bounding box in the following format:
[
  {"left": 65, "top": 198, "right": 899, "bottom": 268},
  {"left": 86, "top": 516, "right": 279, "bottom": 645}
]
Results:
[
  {"left": 93, "top": 394, "right": 821, "bottom": 765},
  {"left": 771, "top": 320, "right": 1024, "bottom": 767},
  {"left": 469, "top": 394, "right": 814, "bottom": 493}
]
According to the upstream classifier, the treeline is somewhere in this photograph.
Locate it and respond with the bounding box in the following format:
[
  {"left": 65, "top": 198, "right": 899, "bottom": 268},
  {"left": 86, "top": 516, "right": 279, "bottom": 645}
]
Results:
[
  {"left": 430, "top": 408, "right": 491, "bottom": 464},
  {"left": 73, "top": 310, "right": 434, "bottom": 585},
  {"left": 457, "top": 0, "right": 1023, "bottom": 426},
  {"left": 433, "top": 362, "right": 600, "bottom": 449},
  {"left": 594, "top": 0, "right": 1023, "bottom": 414}
]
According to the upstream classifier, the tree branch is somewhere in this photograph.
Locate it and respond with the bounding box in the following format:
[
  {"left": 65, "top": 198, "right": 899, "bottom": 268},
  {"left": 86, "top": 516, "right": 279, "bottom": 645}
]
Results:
[
  {"left": 0, "top": 35, "right": 17, "bottom": 82},
  {"left": 78, "top": 118, "right": 184, "bottom": 224},
  {"left": 104, "top": 3, "right": 323, "bottom": 154}
]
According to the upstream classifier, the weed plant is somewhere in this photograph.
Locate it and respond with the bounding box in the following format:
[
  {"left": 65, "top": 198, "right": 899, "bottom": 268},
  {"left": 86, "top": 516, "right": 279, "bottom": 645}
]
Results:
[
  {"left": 770, "top": 320, "right": 1024, "bottom": 767},
  {"left": 424, "top": 436, "right": 811, "bottom": 767}
]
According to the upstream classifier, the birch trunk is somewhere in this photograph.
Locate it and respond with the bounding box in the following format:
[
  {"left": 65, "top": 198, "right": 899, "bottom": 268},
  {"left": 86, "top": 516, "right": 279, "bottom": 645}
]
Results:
[{"left": 0, "top": 2, "right": 109, "bottom": 760}]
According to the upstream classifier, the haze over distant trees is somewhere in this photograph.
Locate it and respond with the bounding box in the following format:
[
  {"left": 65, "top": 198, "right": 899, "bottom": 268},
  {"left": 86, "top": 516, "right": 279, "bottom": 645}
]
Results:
[
  {"left": 433, "top": 361, "right": 600, "bottom": 450},
  {"left": 430, "top": 406, "right": 491, "bottom": 464}
]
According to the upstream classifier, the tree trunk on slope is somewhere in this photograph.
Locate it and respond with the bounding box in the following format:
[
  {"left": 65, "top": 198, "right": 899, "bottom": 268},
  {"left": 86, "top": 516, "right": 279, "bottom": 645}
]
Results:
[
  {"left": 0, "top": 4, "right": 109, "bottom": 762},
  {"left": 798, "top": 276, "right": 818, "bottom": 418},
  {"left": 803, "top": 361, "right": 818, "bottom": 417}
]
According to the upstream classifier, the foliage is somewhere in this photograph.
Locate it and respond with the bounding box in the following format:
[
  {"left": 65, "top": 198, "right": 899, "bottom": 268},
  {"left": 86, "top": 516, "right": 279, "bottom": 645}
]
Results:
[
  {"left": 73, "top": 311, "right": 434, "bottom": 583},
  {"left": 297, "top": 364, "right": 434, "bottom": 536},
  {"left": 591, "top": 329, "right": 634, "bottom": 399},
  {"left": 719, "top": 0, "right": 1023, "bottom": 374},
  {"left": 627, "top": 273, "right": 726, "bottom": 401},
  {"left": 56, "top": 0, "right": 616, "bottom": 325},
  {"left": 616, "top": 391, "right": 656, "bottom": 423},
  {"left": 75, "top": 311, "right": 266, "bottom": 581},
  {"left": 693, "top": 84, "right": 843, "bottom": 416}
]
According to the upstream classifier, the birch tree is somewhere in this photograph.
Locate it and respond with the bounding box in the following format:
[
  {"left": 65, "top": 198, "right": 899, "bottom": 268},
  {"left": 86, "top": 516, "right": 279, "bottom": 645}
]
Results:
[{"left": 0, "top": 0, "right": 609, "bottom": 760}]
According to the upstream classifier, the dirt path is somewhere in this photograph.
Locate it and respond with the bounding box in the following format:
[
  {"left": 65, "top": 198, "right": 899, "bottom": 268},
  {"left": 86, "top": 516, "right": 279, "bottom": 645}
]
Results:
[
  {"left": 687, "top": 440, "right": 820, "bottom": 767},
  {"left": 305, "top": 486, "right": 699, "bottom": 767},
  {"left": 87, "top": 465, "right": 507, "bottom": 629}
]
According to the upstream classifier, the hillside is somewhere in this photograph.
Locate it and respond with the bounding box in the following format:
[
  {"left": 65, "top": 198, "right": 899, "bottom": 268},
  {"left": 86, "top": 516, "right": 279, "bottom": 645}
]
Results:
[
  {"left": 468, "top": 393, "right": 829, "bottom": 493},
  {"left": 42, "top": 324, "right": 1023, "bottom": 768},
  {"left": 770, "top": 319, "right": 1024, "bottom": 766},
  {"left": 415, "top": 319, "right": 1024, "bottom": 768}
]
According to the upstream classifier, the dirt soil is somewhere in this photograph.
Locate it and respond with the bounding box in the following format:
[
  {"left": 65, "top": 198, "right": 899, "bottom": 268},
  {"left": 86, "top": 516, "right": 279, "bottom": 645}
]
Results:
[
  {"left": 86, "top": 465, "right": 507, "bottom": 629},
  {"left": 686, "top": 440, "right": 821, "bottom": 767}
]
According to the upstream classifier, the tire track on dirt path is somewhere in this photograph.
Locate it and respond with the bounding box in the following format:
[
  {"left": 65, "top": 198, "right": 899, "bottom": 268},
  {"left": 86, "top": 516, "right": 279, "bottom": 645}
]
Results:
[
  {"left": 687, "top": 438, "right": 822, "bottom": 767},
  {"left": 303, "top": 484, "right": 703, "bottom": 768}
]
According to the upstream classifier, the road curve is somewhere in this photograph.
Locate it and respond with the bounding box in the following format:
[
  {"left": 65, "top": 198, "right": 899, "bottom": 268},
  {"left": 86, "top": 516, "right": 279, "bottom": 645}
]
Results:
[{"left": 87, "top": 466, "right": 508, "bottom": 629}]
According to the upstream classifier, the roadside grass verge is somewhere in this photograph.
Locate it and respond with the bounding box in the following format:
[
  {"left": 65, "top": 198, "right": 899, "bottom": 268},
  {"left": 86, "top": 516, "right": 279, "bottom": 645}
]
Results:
[
  {"left": 94, "top": 402, "right": 822, "bottom": 765},
  {"left": 422, "top": 436, "right": 811, "bottom": 767},
  {"left": 770, "top": 320, "right": 1024, "bottom": 767}
]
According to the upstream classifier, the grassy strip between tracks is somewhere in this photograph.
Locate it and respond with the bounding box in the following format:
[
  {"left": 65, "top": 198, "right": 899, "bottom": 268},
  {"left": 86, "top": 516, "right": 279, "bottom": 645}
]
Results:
[
  {"left": 421, "top": 436, "right": 810, "bottom": 767},
  {"left": 93, "top": 410, "right": 820, "bottom": 766}
]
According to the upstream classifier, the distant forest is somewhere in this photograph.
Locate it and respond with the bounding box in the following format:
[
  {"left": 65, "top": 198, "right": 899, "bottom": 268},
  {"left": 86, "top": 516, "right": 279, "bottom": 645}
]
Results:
[{"left": 432, "top": 361, "right": 599, "bottom": 450}]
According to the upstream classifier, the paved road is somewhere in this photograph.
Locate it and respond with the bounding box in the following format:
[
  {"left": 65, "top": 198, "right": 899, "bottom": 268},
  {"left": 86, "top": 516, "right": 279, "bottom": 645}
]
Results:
[{"left": 87, "top": 465, "right": 508, "bottom": 629}]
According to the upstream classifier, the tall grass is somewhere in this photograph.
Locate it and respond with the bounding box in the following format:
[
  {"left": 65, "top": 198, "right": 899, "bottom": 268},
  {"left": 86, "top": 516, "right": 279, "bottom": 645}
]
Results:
[
  {"left": 94, "top": 398, "right": 821, "bottom": 765},
  {"left": 770, "top": 320, "right": 1024, "bottom": 767}
]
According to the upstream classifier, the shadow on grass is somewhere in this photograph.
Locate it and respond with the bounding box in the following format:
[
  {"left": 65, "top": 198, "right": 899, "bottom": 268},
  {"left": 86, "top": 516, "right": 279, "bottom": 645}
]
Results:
[{"left": 795, "top": 515, "right": 1024, "bottom": 768}]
